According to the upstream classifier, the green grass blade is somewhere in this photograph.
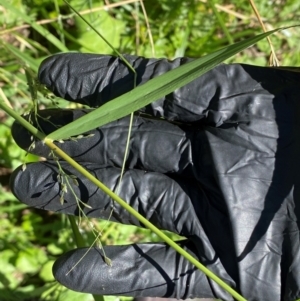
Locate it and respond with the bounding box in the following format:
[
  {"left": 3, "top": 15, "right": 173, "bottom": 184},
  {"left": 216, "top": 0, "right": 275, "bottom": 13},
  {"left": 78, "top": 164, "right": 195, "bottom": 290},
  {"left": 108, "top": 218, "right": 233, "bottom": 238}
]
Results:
[
  {"left": 0, "top": 0, "right": 68, "bottom": 52},
  {"left": 208, "top": 0, "right": 234, "bottom": 44},
  {"left": 53, "top": 0, "right": 66, "bottom": 46},
  {"left": 47, "top": 27, "right": 288, "bottom": 141},
  {"left": 68, "top": 216, "right": 86, "bottom": 248},
  {"left": 0, "top": 41, "right": 40, "bottom": 73}
]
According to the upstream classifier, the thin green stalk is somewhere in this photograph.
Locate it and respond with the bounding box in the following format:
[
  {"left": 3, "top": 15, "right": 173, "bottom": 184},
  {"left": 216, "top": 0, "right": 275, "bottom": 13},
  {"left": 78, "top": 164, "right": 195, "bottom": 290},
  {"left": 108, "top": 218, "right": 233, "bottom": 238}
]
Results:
[
  {"left": 68, "top": 216, "right": 85, "bottom": 248},
  {"left": 54, "top": 0, "right": 66, "bottom": 46},
  {"left": 44, "top": 138, "right": 246, "bottom": 301},
  {"left": 0, "top": 101, "right": 45, "bottom": 141},
  {"left": 93, "top": 292, "right": 105, "bottom": 300},
  {"left": 0, "top": 99, "right": 246, "bottom": 300},
  {"left": 68, "top": 217, "right": 105, "bottom": 301},
  {"left": 0, "top": 99, "right": 109, "bottom": 301},
  {"left": 63, "top": 0, "right": 136, "bottom": 77},
  {"left": 64, "top": 0, "right": 137, "bottom": 221},
  {"left": 208, "top": 0, "right": 234, "bottom": 44},
  {"left": 63, "top": 0, "right": 137, "bottom": 188}
]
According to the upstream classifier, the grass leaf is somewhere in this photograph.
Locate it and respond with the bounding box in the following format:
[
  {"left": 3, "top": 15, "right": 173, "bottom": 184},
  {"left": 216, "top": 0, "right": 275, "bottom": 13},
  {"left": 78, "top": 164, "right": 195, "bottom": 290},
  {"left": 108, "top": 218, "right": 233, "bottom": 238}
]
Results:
[
  {"left": 0, "top": 0, "right": 68, "bottom": 53},
  {"left": 47, "top": 27, "right": 289, "bottom": 141},
  {"left": 0, "top": 41, "right": 40, "bottom": 73}
]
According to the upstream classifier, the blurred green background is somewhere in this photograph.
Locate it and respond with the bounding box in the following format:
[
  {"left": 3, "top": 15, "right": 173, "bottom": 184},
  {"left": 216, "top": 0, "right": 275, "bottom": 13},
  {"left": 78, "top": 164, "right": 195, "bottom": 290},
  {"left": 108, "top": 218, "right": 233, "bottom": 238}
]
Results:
[{"left": 0, "top": 0, "right": 300, "bottom": 300}]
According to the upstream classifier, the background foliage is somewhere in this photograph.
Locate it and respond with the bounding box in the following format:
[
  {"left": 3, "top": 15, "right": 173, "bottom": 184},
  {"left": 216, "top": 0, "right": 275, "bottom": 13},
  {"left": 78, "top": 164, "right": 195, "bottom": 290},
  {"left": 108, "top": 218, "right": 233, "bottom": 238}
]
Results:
[{"left": 0, "top": 0, "right": 299, "bottom": 300}]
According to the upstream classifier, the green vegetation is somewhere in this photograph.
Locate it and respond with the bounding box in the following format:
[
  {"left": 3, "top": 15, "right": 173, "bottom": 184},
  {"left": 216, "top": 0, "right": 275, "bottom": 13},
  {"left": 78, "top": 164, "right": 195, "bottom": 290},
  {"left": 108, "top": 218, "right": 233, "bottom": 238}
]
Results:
[{"left": 0, "top": 0, "right": 300, "bottom": 300}]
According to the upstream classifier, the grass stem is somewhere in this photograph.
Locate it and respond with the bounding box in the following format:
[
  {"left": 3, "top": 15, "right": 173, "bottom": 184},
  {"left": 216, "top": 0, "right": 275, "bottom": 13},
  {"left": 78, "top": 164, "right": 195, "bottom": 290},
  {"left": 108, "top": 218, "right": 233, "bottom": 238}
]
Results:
[
  {"left": 43, "top": 137, "right": 247, "bottom": 301},
  {"left": 208, "top": 0, "right": 234, "bottom": 44},
  {"left": 0, "top": 101, "right": 45, "bottom": 141}
]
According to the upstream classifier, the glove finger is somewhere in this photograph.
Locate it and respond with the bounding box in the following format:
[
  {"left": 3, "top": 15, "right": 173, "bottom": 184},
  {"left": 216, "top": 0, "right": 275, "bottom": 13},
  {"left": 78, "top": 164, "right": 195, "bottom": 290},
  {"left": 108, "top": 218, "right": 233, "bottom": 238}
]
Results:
[
  {"left": 53, "top": 241, "right": 235, "bottom": 300},
  {"left": 10, "top": 161, "right": 203, "bottom": 237},
  {"left": 38, "top": 53, "right": 300, "bottom": 124},
  {"left": 12, "top": 110, "right": 193, "bottom": 174}
]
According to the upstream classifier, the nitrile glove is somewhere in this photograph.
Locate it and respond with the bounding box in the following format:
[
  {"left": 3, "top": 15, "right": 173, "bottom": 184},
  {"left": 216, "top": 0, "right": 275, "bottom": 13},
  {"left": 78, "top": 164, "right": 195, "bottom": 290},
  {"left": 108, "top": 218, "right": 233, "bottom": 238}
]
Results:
[{"left": 10, "top": 53, "right": 300, "bottom": 301}]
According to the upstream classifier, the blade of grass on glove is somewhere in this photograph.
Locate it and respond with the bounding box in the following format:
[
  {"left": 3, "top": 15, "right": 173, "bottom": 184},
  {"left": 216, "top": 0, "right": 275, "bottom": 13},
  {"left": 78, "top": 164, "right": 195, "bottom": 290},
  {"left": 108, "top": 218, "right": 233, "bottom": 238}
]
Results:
[{"left": 47, "top": 27, "right": 290, "bottom": 141}]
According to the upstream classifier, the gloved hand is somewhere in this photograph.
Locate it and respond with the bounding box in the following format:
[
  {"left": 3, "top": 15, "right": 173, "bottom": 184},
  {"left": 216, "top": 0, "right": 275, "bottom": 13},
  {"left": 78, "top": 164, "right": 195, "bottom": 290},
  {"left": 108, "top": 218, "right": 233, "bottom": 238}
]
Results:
[{"left": 10, "top": 53, "right": 300, "bottom": 301}]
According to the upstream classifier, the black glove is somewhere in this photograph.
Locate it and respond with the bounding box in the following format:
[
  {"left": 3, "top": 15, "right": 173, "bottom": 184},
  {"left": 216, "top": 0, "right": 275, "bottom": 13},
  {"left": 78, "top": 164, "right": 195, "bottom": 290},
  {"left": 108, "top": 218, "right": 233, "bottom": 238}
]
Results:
[{"left": 10, "top": 53, "right": 300, "bottom": 301}]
